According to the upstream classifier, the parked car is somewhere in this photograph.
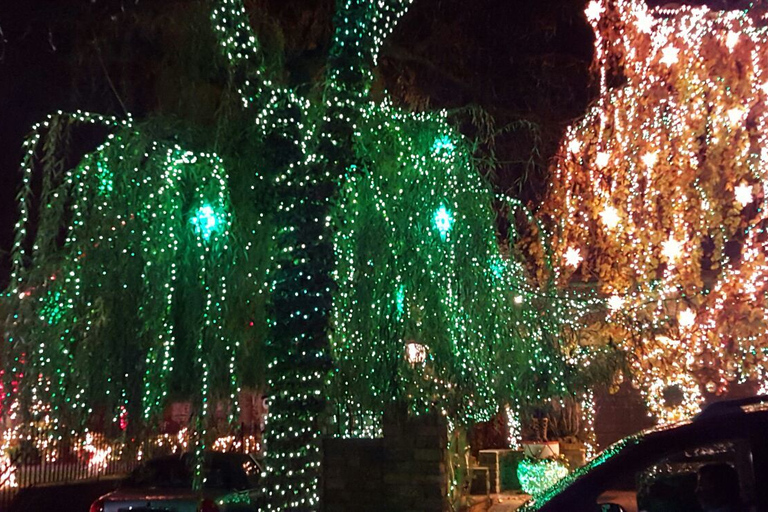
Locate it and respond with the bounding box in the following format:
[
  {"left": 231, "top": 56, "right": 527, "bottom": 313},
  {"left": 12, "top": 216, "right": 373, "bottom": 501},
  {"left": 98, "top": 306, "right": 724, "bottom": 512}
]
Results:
[
  {"left": 519, "top": 396, "right": 768, "bottom": 512},
  {"left": 89, "top": 451, "right": 263, "bottom": 512}
]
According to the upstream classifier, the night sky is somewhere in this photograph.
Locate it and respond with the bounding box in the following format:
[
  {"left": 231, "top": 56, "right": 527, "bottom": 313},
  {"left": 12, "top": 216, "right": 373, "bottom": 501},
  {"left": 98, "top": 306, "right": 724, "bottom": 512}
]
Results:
[{"left": 0, "top": 0, "right": 747, "bottom": 289}]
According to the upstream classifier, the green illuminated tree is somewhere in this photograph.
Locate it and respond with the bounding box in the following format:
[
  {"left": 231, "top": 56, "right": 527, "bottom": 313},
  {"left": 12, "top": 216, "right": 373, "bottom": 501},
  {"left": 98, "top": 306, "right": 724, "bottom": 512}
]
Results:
[{"left": 3, "top": 1, "right": 617, "bottom": 510}]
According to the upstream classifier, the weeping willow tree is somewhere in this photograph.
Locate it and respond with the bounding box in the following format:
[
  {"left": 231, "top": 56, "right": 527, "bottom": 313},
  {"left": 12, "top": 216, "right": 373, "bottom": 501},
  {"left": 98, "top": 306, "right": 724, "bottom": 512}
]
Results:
[
  {"left": 331, "top": 102, "right": 605, "bottom": 436},
  {"left": 4, "top": 112, "right": 273, "bottom": 483},
  {"left": 2, "top": 0, "right": 617, "bottom": 509}
]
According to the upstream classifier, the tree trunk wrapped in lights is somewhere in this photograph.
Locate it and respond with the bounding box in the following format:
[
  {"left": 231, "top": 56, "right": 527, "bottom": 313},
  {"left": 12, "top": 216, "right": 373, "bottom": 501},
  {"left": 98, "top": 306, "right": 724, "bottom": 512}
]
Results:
[{"left": 535, "top": 0, "right": 768, "bottom": 423}]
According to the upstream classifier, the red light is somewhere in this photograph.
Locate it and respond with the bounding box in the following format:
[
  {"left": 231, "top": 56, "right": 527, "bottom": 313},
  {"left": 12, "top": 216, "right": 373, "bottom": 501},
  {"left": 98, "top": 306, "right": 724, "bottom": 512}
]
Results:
[
  {"left": 199, "top": 498, "right": 220, "bottom": 512},
  {"left": 88, "top": 498, "right": 105, "bottom": 512}
]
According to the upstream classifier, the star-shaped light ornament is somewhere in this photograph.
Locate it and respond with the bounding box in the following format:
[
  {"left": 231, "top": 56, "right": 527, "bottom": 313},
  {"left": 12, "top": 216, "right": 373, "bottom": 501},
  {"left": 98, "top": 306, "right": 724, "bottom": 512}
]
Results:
[
  {"left": 607, "top": 294, "right": 625, "bottom": 312},
  {"left": 568, "top": 139, "right": 581, "bottom": 154},
  {"left": 585, "top": 0, "right": 603, "bottom": 23},
  {"left": 678, "top": 308, "right": 696, "bottom": 330},
  {"left": 600, "top": 205, "right": 620, "bottom": 230},
  {"left": 595, "top": 151, "right": 611, "bottom": 169},
  {"left": 642, "top": 151, "right": 659, "bottom": 169},
  {"left": 662, "top": 236, "right": 684, "bottom": 264},
  {"left": 564, "top": 247, "right": 583, "bottom": 268},
  {"left": 727, "top": 107, "right": 745, "bottom": 126},
  {"left": 726, "top": 31, "right": 740, "bottom": 52},
  {"left": 636, "top": 10, "right": 654, "bottom": 33},
  {"left": 660, "top": 45, "right": 680, "bottom": 66},
  {"left": 735, "top": 182, "right": 753, "bottom": 207}
]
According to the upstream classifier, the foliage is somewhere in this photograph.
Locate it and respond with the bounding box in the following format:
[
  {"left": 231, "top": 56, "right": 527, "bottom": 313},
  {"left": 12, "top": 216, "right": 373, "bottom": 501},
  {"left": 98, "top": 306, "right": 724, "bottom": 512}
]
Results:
[{"left": 536, "top": 0, "right": 768, "bottom": 422}]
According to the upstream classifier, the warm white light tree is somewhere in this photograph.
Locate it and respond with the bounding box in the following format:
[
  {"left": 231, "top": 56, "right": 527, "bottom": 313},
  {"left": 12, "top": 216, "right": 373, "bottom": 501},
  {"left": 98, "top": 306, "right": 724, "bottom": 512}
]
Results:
[{"left": 536, "top": 0, "right": 768, "bottom": 422}]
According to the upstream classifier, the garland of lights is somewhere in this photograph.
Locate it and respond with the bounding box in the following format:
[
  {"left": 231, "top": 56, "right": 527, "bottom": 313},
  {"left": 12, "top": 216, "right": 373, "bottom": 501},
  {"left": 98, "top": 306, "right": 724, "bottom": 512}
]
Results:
[{"left": 536, "top": 0, "right": 768, "bottom": 423}]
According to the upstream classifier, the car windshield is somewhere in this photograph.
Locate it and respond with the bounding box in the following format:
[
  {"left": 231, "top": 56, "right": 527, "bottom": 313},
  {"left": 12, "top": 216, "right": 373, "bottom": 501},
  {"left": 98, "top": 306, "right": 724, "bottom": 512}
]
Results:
[{"left": 123, "top": 453, "right": 253, "bottom": 490}]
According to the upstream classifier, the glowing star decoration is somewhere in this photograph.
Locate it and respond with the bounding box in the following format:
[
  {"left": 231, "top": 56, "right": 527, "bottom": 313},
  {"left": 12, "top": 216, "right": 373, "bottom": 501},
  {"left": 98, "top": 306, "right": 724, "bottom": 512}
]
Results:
[
  {"left": 405, "top": 342, "right": 427, "bottom": 364},
  {"left": 636, "top": 10, "right": 654, "bottom": 34},
  {"left": 600, "top": 205, "right": 620, "bottom": 230},
  {"left": 568, "top": 139, "right": 581, "bottom": 154},
  {"left": 190, "top": 204, "right": 222, "bottom": 241},
  {"left": 726, "top": 31, "right": 740, "bottom": 52},
  {"left": 595, "top": 151, "right": 611, "bottom": 169},
  {"left": 585, "top": 0, "right": 603, "bottom": 23},
  {"left": 642, "top": 151, "right": 658, "bottom": 169},
  {"left": 607, "top": 294, "right": 625, "bottom": 312},
  {"left": 727, "top": 107, "right": 745, "bottom": 126},
  {"left": 735, "top": 182, "right": 753, "bottom": 207},
  {"left": 433, "top": 205, "right": 455, "bottom": 240},
  {"left": 514, "top": 295, "right": 524, "bottom": 305},
  {"left": 661, "top": 236, "right": 684, "bottom": 264},
  {"left": 564, "top": 247, "right": 583, "bottom": 268},
  {"left": 678, "top": 308, "right": 696, "bottom": 330},
  {"left": 660, "top": 45, "right": 679, "bottom": 66}
]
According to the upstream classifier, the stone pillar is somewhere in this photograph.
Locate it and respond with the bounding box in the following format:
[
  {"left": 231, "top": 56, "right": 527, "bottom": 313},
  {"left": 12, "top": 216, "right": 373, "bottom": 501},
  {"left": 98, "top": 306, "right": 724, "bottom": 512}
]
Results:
[{"left": 322, "top": 408, "right": 449, "bottom": 512}]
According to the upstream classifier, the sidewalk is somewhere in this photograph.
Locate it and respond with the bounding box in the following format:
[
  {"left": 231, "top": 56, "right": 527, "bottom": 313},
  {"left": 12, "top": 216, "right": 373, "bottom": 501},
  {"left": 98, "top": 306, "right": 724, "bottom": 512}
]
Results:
[
  {"left": 488, "top": 493, "right": 530, "bottom": 512},
  {"left": 467, "top": 492, "right": 531, "bottom": 512}
]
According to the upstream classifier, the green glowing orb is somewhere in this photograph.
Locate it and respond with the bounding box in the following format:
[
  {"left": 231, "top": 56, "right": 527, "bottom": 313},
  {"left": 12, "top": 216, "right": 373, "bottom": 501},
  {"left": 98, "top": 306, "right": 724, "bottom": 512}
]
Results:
[
  {"left": 431, "top": 135, "right": 455, "bottom": 155},
  {"left": 433, "top": 205, "right": 454, "bottom": 239},
  {"left": 190, "top": 204, "right": 223, "bottom": 241}
]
